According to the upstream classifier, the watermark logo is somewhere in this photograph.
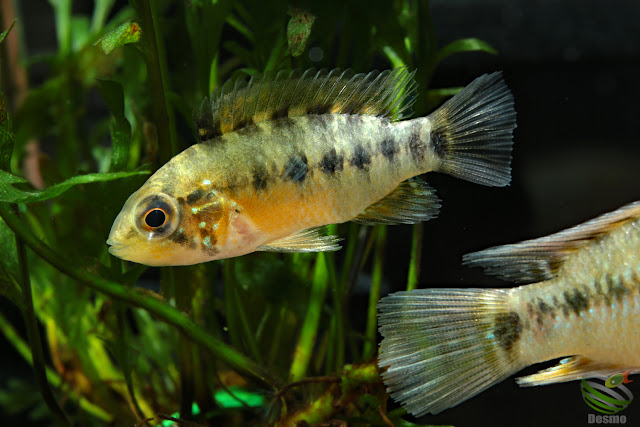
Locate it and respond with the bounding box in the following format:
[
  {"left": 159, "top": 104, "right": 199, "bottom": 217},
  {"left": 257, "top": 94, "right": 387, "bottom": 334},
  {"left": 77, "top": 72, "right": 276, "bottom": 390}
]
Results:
[{"left": 583, "top": 372, "right": 634, "bottom": 424}]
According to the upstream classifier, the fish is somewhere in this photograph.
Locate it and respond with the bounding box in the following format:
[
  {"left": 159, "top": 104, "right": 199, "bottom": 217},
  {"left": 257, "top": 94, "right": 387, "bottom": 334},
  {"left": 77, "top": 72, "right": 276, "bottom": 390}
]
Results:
[
  {"left": 107, "top": 67, "right": 516, "bottom": 266},
  {"left": 377, "top": 201, "right": 640, "bottom": 416}
]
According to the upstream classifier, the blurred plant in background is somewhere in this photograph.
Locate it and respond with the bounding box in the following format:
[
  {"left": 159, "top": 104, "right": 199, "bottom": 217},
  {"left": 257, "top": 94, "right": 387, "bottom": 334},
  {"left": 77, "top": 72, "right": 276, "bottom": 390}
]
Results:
[{"left": 0, "top": 0, "right": 495, "bottom": 425}]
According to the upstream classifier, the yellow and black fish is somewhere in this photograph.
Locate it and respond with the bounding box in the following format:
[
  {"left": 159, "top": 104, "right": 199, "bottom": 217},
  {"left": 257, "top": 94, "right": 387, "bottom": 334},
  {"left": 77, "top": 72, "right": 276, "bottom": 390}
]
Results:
[
  {"left": 107, "top": 68, "right": 516, "bottom": 266},
  {"left": 378, "top": 201, "right": 640, "bottom": 416}
]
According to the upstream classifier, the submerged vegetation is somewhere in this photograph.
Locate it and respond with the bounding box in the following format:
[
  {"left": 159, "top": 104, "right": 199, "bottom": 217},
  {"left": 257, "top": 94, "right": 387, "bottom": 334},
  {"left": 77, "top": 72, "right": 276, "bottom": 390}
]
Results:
[{"left": 0, "top": 1, "right": 496, "bottom": 425}]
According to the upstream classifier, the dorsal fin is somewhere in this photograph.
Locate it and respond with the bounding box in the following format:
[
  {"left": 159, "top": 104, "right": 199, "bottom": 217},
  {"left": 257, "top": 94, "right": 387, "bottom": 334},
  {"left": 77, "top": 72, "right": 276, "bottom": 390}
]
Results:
[
  {"left": 463, "top": 201, "right": 640, "bottom": 284},
  {"left": 193, "top": 67, "right": 418, "bottom": 140}
]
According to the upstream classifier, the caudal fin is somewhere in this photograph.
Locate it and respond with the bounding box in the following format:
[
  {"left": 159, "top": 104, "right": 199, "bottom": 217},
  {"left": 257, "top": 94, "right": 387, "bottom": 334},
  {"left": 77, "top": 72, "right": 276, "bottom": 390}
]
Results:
[
  {"left": 428, "top": 72, "right": 516, "bottom": 187},
  {"left": 377, "top": 288, "right": 526, "bottom": 416}
]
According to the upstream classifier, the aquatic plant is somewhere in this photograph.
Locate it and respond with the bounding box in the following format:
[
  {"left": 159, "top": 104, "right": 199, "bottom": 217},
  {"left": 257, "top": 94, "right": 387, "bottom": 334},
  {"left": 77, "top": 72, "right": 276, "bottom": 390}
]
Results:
[{"left": 0, "top": 1, "right": 495, "bottom": 425}]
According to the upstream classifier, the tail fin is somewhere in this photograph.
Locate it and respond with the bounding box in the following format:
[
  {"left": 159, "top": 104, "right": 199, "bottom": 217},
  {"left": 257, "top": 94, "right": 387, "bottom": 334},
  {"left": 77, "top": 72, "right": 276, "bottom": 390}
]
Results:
[
  {"left": 377, "top": 288, "right": 526, "bottom": 416},
  {"left": 428, "top": 72, "right": 516, "bottom": 187}
]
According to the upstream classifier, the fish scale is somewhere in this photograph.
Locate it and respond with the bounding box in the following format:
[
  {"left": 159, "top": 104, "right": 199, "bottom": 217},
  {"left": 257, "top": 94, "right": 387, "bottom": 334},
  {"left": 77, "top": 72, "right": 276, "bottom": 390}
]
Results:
[{"left": 107, "top": 68, "right": 516, "bottom": 266}]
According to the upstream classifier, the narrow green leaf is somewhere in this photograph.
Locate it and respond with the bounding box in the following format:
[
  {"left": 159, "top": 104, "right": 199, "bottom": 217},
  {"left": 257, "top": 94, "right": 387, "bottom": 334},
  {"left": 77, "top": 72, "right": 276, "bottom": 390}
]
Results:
[
  {"left": 96, "top": 79, "right": 131, "bottom": 171},
  {"left": 0, "top": 18, "right": 16, "bottom": 45},
  {"left": 287, "top": 8, "right": 315, "bottom": 57},
  {"left": 94, "top": 20, "right": 142, "bottom": 54},
  {"left": 434, "top": 37, "right": 497, "bottom": 65},
  {"left": 0, "top": 170, "right": 148, "bottom": 203}
]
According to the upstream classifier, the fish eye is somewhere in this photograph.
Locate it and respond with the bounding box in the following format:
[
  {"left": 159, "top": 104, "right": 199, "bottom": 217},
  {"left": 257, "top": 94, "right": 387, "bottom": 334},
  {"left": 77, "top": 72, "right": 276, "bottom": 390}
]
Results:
[
  {"left": 135, "top": 194, "right": 180, "bottom": 239},
  {"left": 144, "top": 208, "right": 167, "bottom": 228}
]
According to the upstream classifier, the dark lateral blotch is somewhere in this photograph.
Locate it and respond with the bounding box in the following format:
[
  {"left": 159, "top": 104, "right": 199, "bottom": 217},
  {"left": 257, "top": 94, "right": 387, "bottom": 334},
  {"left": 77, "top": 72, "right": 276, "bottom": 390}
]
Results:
[
  {"left": 431, "top": 131, "right": 448, "bottom": 158},
  {"left": 252, "top": 165, "right": 269, "bottom": 190},
  {"left": 320, "top": 148, "right": 344, "bottom": 174},
  {"left": 493, "top": 312, "right": 522, "bottom": 352},
  {"left": 380, "top": 138, "right": 398, "bottom": 161},
  {"left": 409, "top": 131, "right": 426, "bottom": 161},
  {"left": 563, "top": 289, "right": 589, "bottom": 315},
  {"left": 283, "top": 153, "right": 309, "bottom": 183},
  {"left": 350, "top": 144, "right": 371, "bottom": 170}
]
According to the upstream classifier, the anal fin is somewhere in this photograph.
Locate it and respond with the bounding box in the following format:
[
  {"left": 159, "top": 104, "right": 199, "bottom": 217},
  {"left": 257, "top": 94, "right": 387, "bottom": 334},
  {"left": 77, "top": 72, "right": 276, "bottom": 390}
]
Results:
[
  {"left": 353, "top": 178, "right": 440, "bottom": 225},
  {"left": 257, "top": 227, "right": 342, "bottom": 253},
  {"left": 516, "top": 356, "right": 638, "bottom": 387}
]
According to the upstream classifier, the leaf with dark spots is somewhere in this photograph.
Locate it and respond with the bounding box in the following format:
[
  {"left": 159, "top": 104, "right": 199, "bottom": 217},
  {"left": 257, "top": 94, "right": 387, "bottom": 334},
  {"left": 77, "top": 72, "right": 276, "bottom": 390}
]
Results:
[{"left": 287, "top": 8, "right": 315, "bottom": 57}]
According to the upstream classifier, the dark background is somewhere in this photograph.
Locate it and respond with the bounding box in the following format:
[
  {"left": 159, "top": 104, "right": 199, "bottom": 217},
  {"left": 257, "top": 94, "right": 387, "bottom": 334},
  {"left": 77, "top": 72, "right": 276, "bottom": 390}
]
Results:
[{"left": 3, "top": 0, "right": 640, "bottom": 426}]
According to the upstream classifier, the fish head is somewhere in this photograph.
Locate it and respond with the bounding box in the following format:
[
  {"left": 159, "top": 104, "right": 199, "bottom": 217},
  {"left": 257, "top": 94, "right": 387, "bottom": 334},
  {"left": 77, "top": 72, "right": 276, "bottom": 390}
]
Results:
[{"left": 107, "top": 179, "right": 258, "bottom": 266}]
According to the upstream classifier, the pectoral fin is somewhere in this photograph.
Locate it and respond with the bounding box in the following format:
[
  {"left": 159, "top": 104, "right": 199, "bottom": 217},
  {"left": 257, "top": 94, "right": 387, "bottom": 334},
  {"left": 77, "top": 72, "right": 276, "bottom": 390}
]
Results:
[{"left": 257, "top": 227, "right": 341, "bottom": 253}]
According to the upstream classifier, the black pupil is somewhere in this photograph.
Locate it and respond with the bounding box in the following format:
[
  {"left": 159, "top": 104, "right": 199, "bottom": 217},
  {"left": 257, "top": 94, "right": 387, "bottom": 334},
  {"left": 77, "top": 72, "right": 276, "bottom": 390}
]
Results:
[{"left": 145, "top": 209, "right": 166, "bottom": 228}]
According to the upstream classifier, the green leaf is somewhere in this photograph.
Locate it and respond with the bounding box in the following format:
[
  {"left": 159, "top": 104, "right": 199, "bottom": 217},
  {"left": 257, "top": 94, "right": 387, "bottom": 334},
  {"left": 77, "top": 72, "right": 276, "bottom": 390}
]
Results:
[
  {"left": 96, "top": 79, "right": 131, "bottom": 171},
  {"left": 0, "top": 170, "right": 149, "bottom": 203},
  {"left": 426, "top": 86, "right": 463, "bottom": 109},
  {"left": 434, "top": 37, "right": 497, "bottom": 65},
  {"left": 94, "top": 20, "right": 142, "bottom": 54},
  {"left": 0, "top": 91, "right": 13, "bottom": 172},
  {"left": 287, "top": 8, "right": 315, "bottom": 57},
  {"left": 0, "top": 18, "right": 16, "bottom": 45}
]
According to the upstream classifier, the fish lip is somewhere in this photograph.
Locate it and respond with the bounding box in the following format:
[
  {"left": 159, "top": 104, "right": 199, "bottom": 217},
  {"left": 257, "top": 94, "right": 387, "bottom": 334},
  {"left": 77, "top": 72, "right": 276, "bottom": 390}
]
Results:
[{"left": 106, "top": 238, "right": 128, "bottom": 254}]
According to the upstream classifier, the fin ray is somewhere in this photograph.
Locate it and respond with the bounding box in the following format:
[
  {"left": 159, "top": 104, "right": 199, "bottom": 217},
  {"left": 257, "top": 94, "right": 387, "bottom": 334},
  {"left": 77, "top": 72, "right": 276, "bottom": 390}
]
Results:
[
  {"left": 353, "top": 178, "right": 440, "bottom": 225},
  {"left": 516, "top": 356, "right": 640, "bottom": 386},
  {"left": 430, "top": 72, "right": 516, "bottom": 187},
  {"left": 257, "top": 227, "right": 341, "bottom": 253},
  {"left": 378, "top": 288, "right": 525, "bottom": 416},
  {"left": 464, "top": 201, "right": 640, "bottom": 283},
  {"left": 194, "top": 67, "right": 418, "bottom": 140}
]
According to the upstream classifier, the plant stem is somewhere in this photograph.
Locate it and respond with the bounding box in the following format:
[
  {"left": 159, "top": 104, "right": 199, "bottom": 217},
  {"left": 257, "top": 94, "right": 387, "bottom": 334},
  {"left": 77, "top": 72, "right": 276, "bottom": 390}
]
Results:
[
  {"left": 135, "top": 0, "right": 178, "bottom": 162},
  {"left": 0, "top": 203, "right": 273, "bottom": 387},
  {"left": 406, "top": 223, "right": 423, "bottom": 291},
  {"left": 14, "top": 206, "right": 70, "bottom": 425},
  {"left": 362, "top": 225, "right": 386, "bottom": 360},
  {"left": 290, "top": 252, "right": 329, "bottom": 381}
]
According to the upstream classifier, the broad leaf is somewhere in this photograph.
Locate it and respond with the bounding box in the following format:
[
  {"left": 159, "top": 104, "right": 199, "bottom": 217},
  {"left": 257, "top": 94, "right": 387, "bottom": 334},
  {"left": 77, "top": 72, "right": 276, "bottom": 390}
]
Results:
[
  {"left": 94, "top": 20, "right": 142, "bottom": 54},
  {"left": 287, "top": 8, "right": 315, "bottom": 57}
]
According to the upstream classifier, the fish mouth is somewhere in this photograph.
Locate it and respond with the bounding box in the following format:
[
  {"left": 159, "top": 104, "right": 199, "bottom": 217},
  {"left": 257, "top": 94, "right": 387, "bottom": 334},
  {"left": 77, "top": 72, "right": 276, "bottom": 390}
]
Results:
[{"left": 106, "top": 238, "right": 128, "bottom": 256}]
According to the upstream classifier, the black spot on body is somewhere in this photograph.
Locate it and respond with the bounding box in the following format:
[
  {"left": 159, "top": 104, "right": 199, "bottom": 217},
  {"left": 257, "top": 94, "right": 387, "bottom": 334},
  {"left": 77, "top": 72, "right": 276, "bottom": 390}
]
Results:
[
  {"left": 234, "top": 118, "right": 253, "bottom": 131},
  {"left": 431, "top": 131, "right": 448, "bottom": 158},
  {"left": 171, "top": 231, "right": 194, "bottom": 248},
  {"left": 283, "top": 153, "right": 309, "bottom": 183},
  {"left": 408, "top": 131, "right": 426, "bottom": 161},
  {"left": 607, "top": 275, "right": 630, "bottom": 302},
  {"left": 564, "top": 289, "right": 589, "bottom": 315},
  {"left": 537, "top": 299, "right": 551, "bottom": 314},
  {"left": 320, "top": 148, "right": 344, "bottom": 174},
  {"left": 493, "top": 312, "right": 522, "bottom": 352},
  {"left": 252, "top": 165, "right": 269, "bottom": 190},
  {"left": 380, "top": 138, "right": 398, "bottom": 161},
  {"left": 350, "top": 144, "right": 372, "bottom": 170},
  {"left": 186, "top": 189, "right": 205, "bottom": 205},
  {"left": 271, "top": 107, "right": 289, "bottom": 120},
  {"left": 307, "top": 104, "right": 331, "bottom": 115}
]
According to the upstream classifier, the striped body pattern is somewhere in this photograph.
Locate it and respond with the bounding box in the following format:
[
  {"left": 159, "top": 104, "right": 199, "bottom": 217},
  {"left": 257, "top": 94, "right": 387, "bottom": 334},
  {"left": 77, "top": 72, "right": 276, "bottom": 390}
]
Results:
[
  {"left": 107, "top": 68, "right": 516, "bottom": 266},
  {"left": 378, "top": 201, "right": 640, "bottom": 416}
]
